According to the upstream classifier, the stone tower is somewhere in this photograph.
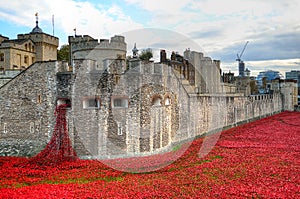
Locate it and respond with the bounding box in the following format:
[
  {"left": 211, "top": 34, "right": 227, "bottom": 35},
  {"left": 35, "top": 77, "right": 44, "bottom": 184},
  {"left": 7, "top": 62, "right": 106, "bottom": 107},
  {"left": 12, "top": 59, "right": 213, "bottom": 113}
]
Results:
[
  {"left": 68, "top": 35, "right": 126, "bottom": 70},
  {"left": 16, "top": 13, "right": 59, "bottom": 62}
]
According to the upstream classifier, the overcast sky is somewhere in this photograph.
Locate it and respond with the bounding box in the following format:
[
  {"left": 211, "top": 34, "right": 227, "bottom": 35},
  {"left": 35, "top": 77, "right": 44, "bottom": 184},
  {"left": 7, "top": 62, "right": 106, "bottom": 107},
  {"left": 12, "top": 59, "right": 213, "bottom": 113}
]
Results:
[{"left": 0, "top": 0, "right": 299, "bottom": 77}]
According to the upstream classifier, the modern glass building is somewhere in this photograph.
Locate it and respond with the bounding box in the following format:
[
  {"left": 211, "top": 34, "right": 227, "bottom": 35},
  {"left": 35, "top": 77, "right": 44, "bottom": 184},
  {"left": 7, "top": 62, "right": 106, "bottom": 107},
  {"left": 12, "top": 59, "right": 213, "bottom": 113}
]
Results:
[
  {"left": 256, "top": 70, "right": 284, "bottom": 86},
  {"left": 286, "top": 70, "right": 300, "bottom": 105},
  {"left": 256, "top": 70, "right": 284, "bottom": 94}
]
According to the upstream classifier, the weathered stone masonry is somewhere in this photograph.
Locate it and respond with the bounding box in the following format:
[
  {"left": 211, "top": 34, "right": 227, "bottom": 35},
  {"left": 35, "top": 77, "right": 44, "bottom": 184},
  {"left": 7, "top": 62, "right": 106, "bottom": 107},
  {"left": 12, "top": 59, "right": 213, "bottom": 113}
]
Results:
[
  {"left": 0, "top": 61, "right": 59, "bottom": 156},
  {"left": 0, "top": 53, "right": 292, "bottom": 158}
]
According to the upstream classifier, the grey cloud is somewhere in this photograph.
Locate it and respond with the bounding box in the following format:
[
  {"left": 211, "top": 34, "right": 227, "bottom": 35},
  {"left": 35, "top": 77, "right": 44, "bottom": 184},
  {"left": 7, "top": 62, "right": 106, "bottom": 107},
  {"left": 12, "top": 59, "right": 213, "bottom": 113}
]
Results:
[{"left": 211, "top": 31, "right": 300, "bottom": 62}]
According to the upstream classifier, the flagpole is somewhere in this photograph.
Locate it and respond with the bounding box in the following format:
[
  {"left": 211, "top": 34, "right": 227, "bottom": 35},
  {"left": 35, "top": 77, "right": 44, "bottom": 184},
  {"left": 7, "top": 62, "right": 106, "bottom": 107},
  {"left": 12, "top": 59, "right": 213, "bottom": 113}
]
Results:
[{"left": 52, "top": 15, "right": 54, "bottom": 36}]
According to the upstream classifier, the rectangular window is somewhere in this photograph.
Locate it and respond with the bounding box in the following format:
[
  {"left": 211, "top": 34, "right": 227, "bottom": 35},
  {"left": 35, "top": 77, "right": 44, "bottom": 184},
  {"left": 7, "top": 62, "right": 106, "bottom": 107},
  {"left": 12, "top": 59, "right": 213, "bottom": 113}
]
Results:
[
  {"left": 83, "top": 97, "right": 100, "bottom": 109},
  {"left": 114, "top": 99, "right": 122, "bottom": 107},
  {"left": 112, "top": 97, "right": 129, "bottom": 108},
  {"left": 88, "top": 98, "right": 98, "bottom": 107},
  {"left": 24, "top": 56, "right": 28, "bottom": 64},
  {"left": 57, "top": 98, "right": 72, "bottom": 108}
]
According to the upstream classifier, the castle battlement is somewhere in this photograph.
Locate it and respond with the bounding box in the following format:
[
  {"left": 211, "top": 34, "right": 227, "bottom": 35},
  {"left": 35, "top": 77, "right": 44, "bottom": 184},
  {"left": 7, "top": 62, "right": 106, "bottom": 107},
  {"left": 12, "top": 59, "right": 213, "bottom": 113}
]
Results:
[
  {"left": 68, "top": 35, "right": 98, "bottom": 43},
  {"left": 69, "top": 35, "right": 127, "bottom": 68},
  {"left": 69, "top": 35, "right": 126, "bottom": 53},
  {"left": 17, "top": 33, "right": 59, "bottom": 46}
]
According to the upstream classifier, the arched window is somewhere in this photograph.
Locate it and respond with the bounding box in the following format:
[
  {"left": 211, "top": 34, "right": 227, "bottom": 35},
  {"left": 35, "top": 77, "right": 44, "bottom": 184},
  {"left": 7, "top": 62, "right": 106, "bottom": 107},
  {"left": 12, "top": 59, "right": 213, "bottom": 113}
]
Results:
[
  {"left": 112, "top": 97, "right": 128, "bottom": 108},
  {"left": 25, "top": 44, "right": 28, "bottom": 51},
  {"left": 164, "top": 96, "right": 171, "bottom": 106},
  {"left": 152, "top": 97, "right": 161, "bottom": 106},
  {"left": 152, "top": 96, "right": 162, "bottom": 106}
]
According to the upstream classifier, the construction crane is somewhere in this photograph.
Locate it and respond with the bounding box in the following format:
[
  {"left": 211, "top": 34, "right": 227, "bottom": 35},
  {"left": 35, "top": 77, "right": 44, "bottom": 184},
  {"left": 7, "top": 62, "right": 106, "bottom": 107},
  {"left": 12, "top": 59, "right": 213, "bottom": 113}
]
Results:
[{"left": 236, "top": 41, "right": 249, "bottom": 76}]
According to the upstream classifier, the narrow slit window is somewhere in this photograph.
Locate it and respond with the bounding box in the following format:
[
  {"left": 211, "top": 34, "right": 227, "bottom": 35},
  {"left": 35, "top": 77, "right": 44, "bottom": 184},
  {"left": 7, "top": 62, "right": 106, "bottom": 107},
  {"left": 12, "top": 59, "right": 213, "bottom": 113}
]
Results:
[
  {"left": 164, "top": 97, "right": 171, "bottom": 106},
  {"left": 3, "top": 123, "right": 7, "bottom": 134},
  {"left": 30, "top": 122, "right": 34, "bottom": 134},
  {"left": 37, "top": 95, "right": 42, "bottom": 104},
  {"left": 117, "top": 123, "right": 123, "bottom": 135}
]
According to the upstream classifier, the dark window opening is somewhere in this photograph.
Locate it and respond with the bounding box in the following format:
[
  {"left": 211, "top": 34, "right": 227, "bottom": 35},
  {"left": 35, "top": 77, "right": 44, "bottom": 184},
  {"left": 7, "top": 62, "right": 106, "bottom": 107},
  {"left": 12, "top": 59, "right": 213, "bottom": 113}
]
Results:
[
  {"left": 83, "top": 97, "right": 100, "bottom": 109},
  {"left": 0, "top": 53, "right": 4, "bottom": 61},
  {"left": 57, "top": 98, "right": 72, "bottom": 108},
  {"left": 112, "top": 98, "right": 128, "bottom": 108}
]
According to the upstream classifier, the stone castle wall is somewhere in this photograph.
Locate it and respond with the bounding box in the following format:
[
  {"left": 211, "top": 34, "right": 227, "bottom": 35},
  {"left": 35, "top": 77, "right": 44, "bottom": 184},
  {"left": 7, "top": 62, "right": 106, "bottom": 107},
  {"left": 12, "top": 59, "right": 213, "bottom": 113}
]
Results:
[
  {"left": 71, "top": 60, "right": 180, "bottom": 158},
  {"left": 0, "top": 69, "right": 23, "bottom": 87},
  {"left": 0, "top": 60, "right": 289, "bottom": 158},
  {"left": 0, "top": 61, "right": 59, "bottom": 156}
]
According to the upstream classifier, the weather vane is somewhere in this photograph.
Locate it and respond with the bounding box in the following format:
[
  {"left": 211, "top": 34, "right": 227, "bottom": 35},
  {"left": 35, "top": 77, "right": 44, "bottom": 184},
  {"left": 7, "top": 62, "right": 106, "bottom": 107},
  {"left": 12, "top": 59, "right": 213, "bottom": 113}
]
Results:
[{"left": 35, "top": 12, "right": 38, "bottom": 26}]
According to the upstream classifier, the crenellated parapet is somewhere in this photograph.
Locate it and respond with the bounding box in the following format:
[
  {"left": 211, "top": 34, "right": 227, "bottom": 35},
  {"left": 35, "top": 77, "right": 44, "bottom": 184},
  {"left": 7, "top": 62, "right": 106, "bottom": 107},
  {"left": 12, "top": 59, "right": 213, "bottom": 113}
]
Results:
[
  {"left": 68, "top": 35, "right": 99, "bottom": 52},
  {"left": 68, "top": 35, "right": 127, "bottom": 68},
  {"left": 68, "top": 35, "right": 126, "bottom": 53},
  {"left": 17, "top": 33, "right": 59, "bottom": 47}
]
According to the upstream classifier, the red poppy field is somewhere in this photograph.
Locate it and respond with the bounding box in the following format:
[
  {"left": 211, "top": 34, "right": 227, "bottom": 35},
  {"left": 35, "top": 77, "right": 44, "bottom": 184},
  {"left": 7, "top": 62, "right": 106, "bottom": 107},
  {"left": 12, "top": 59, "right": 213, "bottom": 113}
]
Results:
[{"left": 0, "top": 111, "right": 299, "bottom": 198}]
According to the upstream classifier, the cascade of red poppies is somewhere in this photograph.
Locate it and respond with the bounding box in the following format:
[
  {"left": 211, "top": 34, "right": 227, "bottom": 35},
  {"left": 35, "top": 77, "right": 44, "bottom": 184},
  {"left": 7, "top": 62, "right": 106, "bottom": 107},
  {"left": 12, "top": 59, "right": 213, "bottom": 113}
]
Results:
[{"left": 27, "top": 104, "right": 77, "bottom": 166}]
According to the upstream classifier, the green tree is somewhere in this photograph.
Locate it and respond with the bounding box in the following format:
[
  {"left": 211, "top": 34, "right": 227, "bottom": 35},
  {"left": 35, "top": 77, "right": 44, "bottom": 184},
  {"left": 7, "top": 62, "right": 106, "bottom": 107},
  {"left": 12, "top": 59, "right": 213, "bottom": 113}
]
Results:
[
  {"left": 57, "top": 45, "right": 69, "bottom": 62},
  {"left": 139, "top": 48, "right": 153, "bottom": 61}
]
